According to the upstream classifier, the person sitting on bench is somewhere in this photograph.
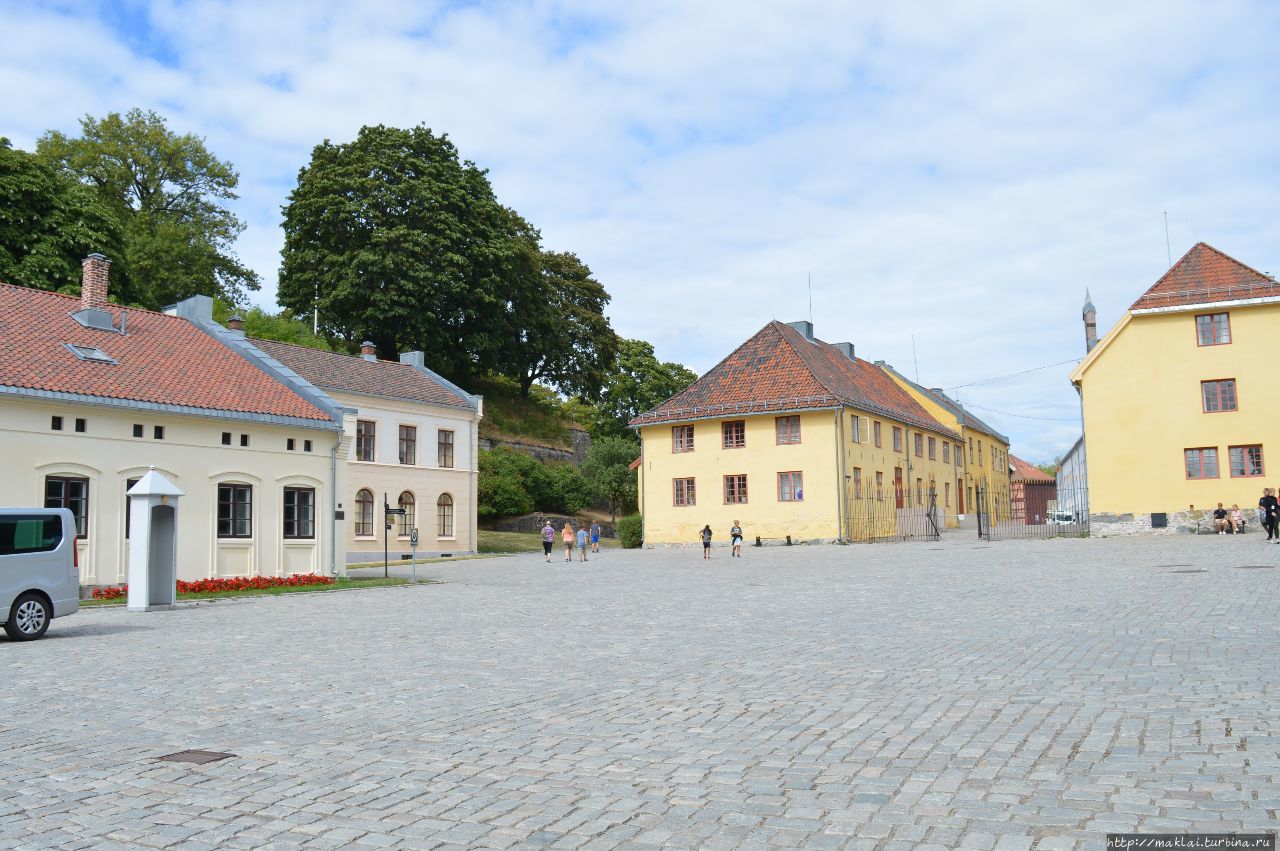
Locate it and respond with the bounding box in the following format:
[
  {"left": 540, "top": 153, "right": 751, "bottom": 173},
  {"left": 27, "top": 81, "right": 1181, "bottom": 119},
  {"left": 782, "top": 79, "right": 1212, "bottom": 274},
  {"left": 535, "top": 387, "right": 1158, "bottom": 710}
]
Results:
[
  {"left": 1213, "top": 503, "right": 1229, "bottom": 534},
  {"left": 1230, "top": 504, "right": 1246, "bottom": 533}
]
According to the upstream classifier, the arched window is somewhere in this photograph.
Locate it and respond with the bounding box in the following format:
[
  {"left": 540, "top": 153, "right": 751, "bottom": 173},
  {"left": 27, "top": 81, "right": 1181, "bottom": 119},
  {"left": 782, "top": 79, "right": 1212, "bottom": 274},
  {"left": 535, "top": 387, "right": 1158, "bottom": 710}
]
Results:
[
  {"left": 436, "top": 493, "right": 454, "bottom": 538},
  {"left": 354, "top": 489, "right": 374, "bottom": 536},
  {"left": 398, "top": 491, "right": 415, "bottom": 537}
]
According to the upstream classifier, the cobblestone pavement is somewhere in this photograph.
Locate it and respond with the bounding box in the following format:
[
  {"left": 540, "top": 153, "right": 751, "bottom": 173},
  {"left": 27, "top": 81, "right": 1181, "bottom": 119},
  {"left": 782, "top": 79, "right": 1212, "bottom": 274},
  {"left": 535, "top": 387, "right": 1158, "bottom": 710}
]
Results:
[{"left": 3, "top": 534, "right": 1278, "bottom": 850}]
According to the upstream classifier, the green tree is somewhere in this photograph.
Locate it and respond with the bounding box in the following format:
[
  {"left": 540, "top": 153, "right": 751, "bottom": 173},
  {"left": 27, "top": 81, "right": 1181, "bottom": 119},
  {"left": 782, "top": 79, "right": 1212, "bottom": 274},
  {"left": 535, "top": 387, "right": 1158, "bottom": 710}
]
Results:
[
  {"left": 500, "top": 249, "right": 619, "bottom": 399},
  {"left": 37, "top": 109, "right": 259, "bottom": 309},
  {"left": 582, "top": 436, "right": 639, "bottom": 523},
  {"left": 278, "top": 124, "right": 529, "bottom": 379},
  {"left": 210, "top": 299, "right": 332, "bottom": 350},
  {"left": 546, "top": 463, "right": 590, "bottom": 514},
  {"left": 589, "top": 338, "right": 698, "bottom": 440},
  {"left": 477, "top": 448, "right": 535, "bottom": 519},
  {"left": 0, "top": 138, "right": 124, "bottom": 295}
]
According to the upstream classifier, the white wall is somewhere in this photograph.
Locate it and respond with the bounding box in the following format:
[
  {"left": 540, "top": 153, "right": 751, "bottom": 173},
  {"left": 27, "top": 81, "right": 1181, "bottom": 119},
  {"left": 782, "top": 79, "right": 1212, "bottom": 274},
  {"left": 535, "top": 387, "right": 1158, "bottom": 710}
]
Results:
[
  {"left": 1, "top": 397, "right": 339, "bottom": 584},
  {"left": 331, "top": 391, "right": 479, "bottom": 560}
]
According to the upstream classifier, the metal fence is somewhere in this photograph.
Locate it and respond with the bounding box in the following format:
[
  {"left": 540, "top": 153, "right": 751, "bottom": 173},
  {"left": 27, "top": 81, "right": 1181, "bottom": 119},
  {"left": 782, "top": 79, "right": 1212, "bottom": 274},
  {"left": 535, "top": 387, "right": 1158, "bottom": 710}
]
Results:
[
  {"left": 976, "top": 484, "right": 1089, "bottom": 540},
  {"left": 847, "top": 489, "right": 940, "bottom": 543}
]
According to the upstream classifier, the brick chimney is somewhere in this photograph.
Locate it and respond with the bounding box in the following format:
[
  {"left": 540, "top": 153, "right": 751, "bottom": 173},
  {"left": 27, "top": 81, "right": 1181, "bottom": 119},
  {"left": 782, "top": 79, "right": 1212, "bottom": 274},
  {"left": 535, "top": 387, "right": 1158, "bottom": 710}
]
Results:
[
  {"left": 82, "top": 254, "right": 110, "bottom": 311},
  {"left": 360, "top": 341, "right": 377, "bottom": 362},
  {"left": 227, "top": 315, "right": 244, "bottom": 332}
]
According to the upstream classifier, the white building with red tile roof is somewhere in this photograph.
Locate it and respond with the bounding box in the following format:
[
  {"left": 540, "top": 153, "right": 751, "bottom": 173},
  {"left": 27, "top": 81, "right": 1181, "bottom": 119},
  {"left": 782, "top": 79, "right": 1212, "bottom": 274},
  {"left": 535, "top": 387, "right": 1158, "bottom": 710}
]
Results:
[
  {"left": 0, "top": 255, "right": 349, "bottom": 585},
  {"left": 251, "top": 338, "right": 483, "bottom": 562}
]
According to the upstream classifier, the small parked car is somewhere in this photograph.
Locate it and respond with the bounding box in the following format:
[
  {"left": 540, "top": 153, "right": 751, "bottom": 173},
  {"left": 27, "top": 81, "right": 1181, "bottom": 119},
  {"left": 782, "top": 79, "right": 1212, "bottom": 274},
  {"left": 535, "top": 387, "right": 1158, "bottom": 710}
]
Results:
[
  {"left": 1, "top": 508, "right": 80, "bottom": 641},
  {"left": 1048, "top": 510, "right": 1079, "bottom": 525}
]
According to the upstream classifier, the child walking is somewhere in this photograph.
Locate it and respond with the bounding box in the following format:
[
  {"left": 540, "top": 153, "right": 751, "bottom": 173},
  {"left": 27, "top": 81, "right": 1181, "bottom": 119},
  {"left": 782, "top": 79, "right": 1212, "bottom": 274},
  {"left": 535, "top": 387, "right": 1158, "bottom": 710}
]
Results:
[
  {"left": 541, "top": 520, "right": 555, "bottom": 562},
  {"left": 561, "top": 522, "right": 574, "bottom": 561},
  {"left": 730, "top": 520, "right": 743, "bottom": 558},
  {"left": 590, "top": 521, "right": 601, "bottom": 554},
  {"left": 577, "top": 526, "right": 589, "bottom": 562},
  {"left": 700, "top": 524, "right": 713, "bottom": 559}
]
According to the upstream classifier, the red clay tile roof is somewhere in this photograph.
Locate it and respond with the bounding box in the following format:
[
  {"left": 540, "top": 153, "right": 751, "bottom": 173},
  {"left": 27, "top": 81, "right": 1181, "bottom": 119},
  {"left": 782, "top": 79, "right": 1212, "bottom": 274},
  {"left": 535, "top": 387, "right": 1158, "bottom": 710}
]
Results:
[
  {"left": 1130, "top": 242, "right": 1280, "bottom": 310},
  {"left": 629, "top": 321, "right": 958, "bottom": 438},
  {"left": 0, "top": 284, "right": 333, "bottom": 421},
  {"left": 252, "top": 338, "right": 473, "bottom": 410},
  {"left": 1009, "top": 454, "right": 1054, "bottom": 483}
]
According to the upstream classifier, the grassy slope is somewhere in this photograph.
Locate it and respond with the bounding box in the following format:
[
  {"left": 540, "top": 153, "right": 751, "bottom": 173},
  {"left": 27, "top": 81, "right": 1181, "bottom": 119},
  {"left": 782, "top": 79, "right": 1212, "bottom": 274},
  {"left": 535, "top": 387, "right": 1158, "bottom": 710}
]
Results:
[
  {"left": 478, "top": 530, "right": 621, "bottom": 553},
  {"left": 470, "top": 374, "right": 580, "bottom": 450}
]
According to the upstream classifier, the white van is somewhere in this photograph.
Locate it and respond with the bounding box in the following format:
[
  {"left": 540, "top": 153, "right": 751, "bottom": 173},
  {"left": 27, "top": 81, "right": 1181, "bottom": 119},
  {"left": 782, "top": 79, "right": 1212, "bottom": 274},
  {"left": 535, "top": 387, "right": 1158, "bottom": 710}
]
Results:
[{"left": 1, "top": 508, "right": 80, "bottom": 641}]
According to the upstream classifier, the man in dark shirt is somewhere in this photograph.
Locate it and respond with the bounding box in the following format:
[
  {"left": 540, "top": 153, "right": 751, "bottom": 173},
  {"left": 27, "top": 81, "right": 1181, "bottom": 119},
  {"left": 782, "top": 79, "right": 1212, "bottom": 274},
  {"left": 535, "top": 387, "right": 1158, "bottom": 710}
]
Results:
[{"left": 1213, "top": 503, "right": 1228, "bottom": 534}]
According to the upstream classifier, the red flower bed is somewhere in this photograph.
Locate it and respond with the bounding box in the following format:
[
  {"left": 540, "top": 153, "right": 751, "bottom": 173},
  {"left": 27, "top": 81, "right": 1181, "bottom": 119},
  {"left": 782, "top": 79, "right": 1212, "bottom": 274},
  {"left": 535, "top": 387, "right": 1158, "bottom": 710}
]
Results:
[{"left": 91, "top": 574, "right": 334, "bottom": 600}]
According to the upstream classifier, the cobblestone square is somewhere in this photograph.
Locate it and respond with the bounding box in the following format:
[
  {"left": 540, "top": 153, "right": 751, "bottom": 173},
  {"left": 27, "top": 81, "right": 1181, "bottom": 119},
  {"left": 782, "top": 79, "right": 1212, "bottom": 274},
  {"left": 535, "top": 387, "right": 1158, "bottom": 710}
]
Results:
[{"left": 2, "top": 535, "right": 1278, "bottom": 849}]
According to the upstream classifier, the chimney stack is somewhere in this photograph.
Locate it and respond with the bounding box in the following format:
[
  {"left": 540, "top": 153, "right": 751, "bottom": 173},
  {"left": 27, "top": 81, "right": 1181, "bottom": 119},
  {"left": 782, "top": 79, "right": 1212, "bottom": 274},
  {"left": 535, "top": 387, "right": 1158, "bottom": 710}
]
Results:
[
  {"left": 360, "top": 341, "right": 377, "bottom": 362},
  {"left": 82, "top": 254, "right": 110, "bottom": 312},
  {"left": 834, "top": 342, "right": 855, "bottom": 360},
  {"left": 226, "top": 315, "right": 244, "bottom": 332},
  {"left": 785, "top": 320, "right": 814, "bottom": 341}
]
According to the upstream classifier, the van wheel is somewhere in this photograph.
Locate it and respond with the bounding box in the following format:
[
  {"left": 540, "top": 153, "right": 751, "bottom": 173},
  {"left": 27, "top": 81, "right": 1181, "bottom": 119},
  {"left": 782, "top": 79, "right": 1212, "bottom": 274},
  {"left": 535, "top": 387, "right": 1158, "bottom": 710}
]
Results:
[{"left": 4, "top": 594, "right": 51, "bottom": 641}]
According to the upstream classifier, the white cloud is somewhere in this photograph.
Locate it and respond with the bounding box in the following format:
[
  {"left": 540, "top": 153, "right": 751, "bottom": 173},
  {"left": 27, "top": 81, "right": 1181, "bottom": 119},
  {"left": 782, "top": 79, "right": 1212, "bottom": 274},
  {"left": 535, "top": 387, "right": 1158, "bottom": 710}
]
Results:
[{"left": 3, "top": 0, "right": 1279, "bottom": 463}]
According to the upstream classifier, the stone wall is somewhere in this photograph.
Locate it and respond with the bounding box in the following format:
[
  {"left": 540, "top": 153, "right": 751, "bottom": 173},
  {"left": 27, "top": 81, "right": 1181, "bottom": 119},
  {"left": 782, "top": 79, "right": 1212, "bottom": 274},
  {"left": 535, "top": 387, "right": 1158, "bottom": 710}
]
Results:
[
  {"left": 1090, "top": 509, "right": 1261, "bottom": 537},
  {"left": 484, "top": 513, "right": 616, "bottom": 538},
  {"left": 478, "top": 428, "right": 591, "bottom": 466}
]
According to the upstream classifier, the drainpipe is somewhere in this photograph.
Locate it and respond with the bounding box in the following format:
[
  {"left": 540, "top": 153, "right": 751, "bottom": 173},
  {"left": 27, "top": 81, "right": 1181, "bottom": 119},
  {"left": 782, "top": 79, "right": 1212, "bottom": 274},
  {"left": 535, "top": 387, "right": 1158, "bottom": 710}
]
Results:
[
  {"left": 835, "top": 409, "right": 847, "bottom": 542},
  {"left": 329, "top": 440, "right": 338, "bottom": 577}
]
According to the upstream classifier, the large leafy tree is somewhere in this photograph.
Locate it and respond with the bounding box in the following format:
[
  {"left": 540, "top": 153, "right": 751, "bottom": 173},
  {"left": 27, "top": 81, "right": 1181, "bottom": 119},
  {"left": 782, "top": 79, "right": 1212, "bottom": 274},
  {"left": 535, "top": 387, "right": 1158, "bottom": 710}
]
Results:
[
  {"left": 500, "top": 249, "right": 619, "bottom": 399},
  {"left": 37, "top": 109, "right": 259, "bottom": 308},
  {"left": 278, "top": 124, "right": 528, "bottom": 379},
  {"left": 588, "top": 338, "right": 698, "bottom": 440},
  {"left": 582, "top": 436, "right": 640, "bottom": 523},
  {"left": 0, "top": 138, "right": 124, "bottom": 295}
]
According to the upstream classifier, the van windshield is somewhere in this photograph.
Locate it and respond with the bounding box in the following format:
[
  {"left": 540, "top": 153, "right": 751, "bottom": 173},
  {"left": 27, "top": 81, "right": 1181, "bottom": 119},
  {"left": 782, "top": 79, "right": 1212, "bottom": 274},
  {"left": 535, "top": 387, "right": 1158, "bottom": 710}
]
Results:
[{"left": 0, "top": 516, "right": 63, "bottom": 555}]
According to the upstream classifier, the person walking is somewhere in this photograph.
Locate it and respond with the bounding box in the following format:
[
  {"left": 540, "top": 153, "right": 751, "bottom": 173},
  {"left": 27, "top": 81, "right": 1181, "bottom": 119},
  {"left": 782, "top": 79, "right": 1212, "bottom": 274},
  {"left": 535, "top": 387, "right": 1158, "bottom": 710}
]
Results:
[
  {"left": 576, "top": 526, "right": 589, "bottom": 562},
  {"left": 1261, "top": 489, "right": 1280, "bottom": 542},
  {"left": 700, "top": 524, "right": 713, "bottom": 559},
  {"left": 540, "top": 520, "right": 555, "bottom": 562},
  {"left": 730, "top": 520, "right": 743, "bottom": 558},
  {"left": 1258, "top": 490, "right": 1269, "bottom": 529},
  {"left": 590, "top": 521, "right": 601, "bottom": 554},
  {"left": 561, "top": 522, "right": 575, "bottom": 561}
]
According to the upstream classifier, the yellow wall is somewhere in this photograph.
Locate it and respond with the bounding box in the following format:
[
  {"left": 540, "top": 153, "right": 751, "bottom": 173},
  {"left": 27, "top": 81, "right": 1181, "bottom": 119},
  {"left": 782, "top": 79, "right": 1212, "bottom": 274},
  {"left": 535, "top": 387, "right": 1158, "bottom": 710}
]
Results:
[
  {"left": 1076, "top": 302, "right": 1280, "bottom": 515},
  {"left": 882, "top": 374, "right": 1012, "bottom": 520},
  {"left": 638, "top": 411, "right": 840, "bottom": 544},
  {"left": 637, "top": 407, "right": 965, "bottom": 543}
]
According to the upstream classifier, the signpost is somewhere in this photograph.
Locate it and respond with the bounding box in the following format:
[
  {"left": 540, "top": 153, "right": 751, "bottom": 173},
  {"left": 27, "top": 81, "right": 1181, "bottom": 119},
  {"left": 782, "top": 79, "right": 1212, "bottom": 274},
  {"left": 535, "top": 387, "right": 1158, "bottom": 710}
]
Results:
[
  {"left": 383, "top": 494, "right": 406, "bottom": 579},
  {"left": 409, "top": 527, "right": 419, "bottom": 583}
]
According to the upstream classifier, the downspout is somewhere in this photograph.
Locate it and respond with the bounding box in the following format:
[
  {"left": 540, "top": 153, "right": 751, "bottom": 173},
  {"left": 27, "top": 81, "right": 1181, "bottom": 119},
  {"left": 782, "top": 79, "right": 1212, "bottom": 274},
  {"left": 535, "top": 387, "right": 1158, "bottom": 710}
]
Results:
[
  {"left": 329, "top": 440, "right": 338, "bottom": 577},
  {"left": 835, "top": 409, "right": 847, "bottom": 542},
  {"left": 638, "top": 430, "right": 645, "bottom": 547}
]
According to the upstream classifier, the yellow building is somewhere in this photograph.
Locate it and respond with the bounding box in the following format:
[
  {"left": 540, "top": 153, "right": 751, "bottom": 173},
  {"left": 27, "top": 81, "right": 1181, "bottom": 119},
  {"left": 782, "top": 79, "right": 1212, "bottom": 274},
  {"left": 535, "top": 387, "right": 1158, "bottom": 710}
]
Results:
[
  {"left": 630, "top": 321, "right": 964, "bottom": 544},
  {"left": 1071, "top": 242, "right": 1280, "bottom": 518},
  {"left": 877, "top": 364, "right": 1012, "bottom": 518}
]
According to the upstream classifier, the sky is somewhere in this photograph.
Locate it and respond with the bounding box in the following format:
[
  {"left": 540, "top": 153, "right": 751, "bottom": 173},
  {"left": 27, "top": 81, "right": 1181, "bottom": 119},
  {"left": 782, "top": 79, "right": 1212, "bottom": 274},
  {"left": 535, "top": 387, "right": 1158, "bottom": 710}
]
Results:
[{"left": 4, "top": 1, "right": 1279, "bottom": 464}]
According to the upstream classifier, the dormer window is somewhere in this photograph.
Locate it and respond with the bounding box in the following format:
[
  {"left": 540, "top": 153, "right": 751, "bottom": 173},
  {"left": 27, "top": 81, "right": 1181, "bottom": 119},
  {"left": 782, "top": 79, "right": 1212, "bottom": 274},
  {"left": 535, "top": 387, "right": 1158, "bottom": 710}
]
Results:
[{"left": 65, "top": 343, "right": 117, "bottom": 363}]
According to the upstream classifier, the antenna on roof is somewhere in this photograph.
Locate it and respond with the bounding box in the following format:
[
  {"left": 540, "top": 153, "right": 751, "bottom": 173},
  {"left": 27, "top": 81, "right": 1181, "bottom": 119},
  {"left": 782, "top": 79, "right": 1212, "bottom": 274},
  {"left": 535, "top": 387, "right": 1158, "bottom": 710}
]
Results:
[
  {"left": 911, "top": 334, "right": 920, "bottom": 383},
  {"left": 1163, "top": 210, "right": 1172, "bottom": 267},
  {"left": 807, "top": 272, "right": 813, "bottom": 324}
]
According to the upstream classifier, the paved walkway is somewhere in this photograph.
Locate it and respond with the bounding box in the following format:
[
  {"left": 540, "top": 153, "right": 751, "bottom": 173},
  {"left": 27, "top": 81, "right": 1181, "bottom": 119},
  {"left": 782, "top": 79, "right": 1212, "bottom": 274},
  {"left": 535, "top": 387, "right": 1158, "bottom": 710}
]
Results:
[{"left": 2, "top": 534, "right": 1278, "bottom": 849}]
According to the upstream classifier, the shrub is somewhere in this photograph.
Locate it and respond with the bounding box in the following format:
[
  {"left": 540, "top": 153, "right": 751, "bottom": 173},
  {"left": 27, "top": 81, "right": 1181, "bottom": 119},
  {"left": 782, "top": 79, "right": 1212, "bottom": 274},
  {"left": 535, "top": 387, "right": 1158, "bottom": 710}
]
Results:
[
  {"left": 617, "top": 514, "right": 643, "bottom": 548},
  {"left": 546, "top": 463, "right": 589, "bottom": 514},
  {"left": 478, "top": 447, "right": 535, "bottom": 518}
]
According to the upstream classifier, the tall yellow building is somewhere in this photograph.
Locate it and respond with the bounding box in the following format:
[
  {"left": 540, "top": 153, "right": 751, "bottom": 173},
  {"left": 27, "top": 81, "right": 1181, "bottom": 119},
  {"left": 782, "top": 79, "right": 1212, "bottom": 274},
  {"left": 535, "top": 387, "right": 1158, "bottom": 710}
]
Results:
[
  {"left": 877, "top": 364, "right": 1012, "bottom": 516},
  {"left": 630, "top": 321, "right": 967, "bottom": 544},
  {"left": 1071, "top": 242, "right": 1280, "bottom": 518}
]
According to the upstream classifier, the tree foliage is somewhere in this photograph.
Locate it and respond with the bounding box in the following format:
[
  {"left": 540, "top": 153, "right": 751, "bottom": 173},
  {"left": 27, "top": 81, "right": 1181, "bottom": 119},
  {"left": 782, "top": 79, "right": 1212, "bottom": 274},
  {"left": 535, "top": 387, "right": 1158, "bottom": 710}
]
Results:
[
  {"left": 211, "top": 299, "right": 330, "bottom": 350},
  {"left": 37, "top": 109, "right": 259, "bottom": 309},
  {"left": 477, "top": 447, "right": 589, "bottom": 519},
  {"left": 582, "top": 436, "right": 639, "bottom": 523},
  {"left": 0, "top": 138, "right": 124, "bottom": 295},
  {"left": 278, "top": 123, "right": 618, "bottom": 393},
  {"left": 587, "top": 338, "right": 698, "bottom": 440},
  {"left": 499, "top": 249, "right": 618, "bottom": 399},
  {"left": 279, "top": 125, "right": 529, "bottom": 378}
]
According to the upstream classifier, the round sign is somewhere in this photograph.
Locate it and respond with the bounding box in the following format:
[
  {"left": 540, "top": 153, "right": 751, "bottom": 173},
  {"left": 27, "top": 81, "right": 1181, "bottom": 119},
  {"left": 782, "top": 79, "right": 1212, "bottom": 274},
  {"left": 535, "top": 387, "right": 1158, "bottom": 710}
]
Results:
[{"left": 410, "top": 528, "right": 419, "bottom": 545}]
